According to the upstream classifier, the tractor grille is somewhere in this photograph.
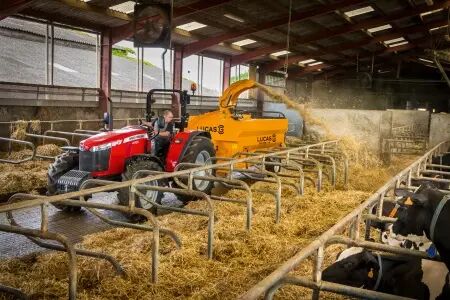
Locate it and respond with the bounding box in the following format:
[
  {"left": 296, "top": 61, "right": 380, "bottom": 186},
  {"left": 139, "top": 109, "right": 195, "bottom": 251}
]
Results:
[
  {"left": 57, "top": 170, "right": 91, "bottom": 193},
  {"left": 79, "top": 149, "right": 110, "bottom": 172}
]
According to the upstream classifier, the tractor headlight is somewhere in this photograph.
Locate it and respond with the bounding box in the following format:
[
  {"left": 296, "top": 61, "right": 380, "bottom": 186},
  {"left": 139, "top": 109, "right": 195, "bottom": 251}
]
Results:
[{"left": 91, "top": 142, "right": 112, "bottom": 152}]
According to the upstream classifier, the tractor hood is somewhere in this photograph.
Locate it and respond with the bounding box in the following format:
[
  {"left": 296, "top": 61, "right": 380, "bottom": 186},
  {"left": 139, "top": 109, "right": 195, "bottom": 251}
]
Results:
[{"left": 80, "top": 126, "right": 147, "bottom": 151}]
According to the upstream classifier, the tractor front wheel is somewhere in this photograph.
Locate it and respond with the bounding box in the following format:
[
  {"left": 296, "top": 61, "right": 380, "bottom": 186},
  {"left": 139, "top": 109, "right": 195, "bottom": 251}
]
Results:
[
  {"left": 118, "top": 159, "right": 165, "bottom": 221},
  {"left": 177, "top": 136, "right": 216, "bottom": 203},
  {"left": 47, "top": 152, "right": 82, "bottom": 212}
]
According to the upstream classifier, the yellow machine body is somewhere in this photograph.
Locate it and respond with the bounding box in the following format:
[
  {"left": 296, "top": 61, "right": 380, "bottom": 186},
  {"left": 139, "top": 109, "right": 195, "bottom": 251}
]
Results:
[{"left": 187, "top": 79, "right": 288, "bottom": 165}]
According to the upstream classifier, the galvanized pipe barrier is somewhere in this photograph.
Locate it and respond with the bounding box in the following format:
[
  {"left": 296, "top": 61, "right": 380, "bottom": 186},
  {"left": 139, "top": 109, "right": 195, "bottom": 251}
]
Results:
[
  {"left": 201, "top": 157, "right": 283, "bottom": 223},
  {"left": 133, "top": 184, "right": 215, "bottom": 259},
  {"left": 1, "top": 187, "right": 182, "bottom": 298},
  {"left": 239, "top": 140, "right": 450, "bottom": 300},
  {"left": 233, "top": 152, "right": 305, "bottom": 195},
  {"left": 0, "top": 140, "right": 341, "bottom": 214},
  {"left": 0, "top": 137, "right": 36, "bottom": 164},
  {"left": 0, "top": 134, "right": 68, "bottom": 163},
  {"left": 6, "top": 193, "right": 126, "bottom": 275},
  {"left": 0, "top": 140, "right": 340, "bottom": 298},
  {"left": 170, "top": 166, "right": 254, "bottom": 230}
]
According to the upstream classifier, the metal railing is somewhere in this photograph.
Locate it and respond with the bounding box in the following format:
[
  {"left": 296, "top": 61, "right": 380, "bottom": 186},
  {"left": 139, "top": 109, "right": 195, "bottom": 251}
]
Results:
[
  {"left": 240, "top": 140, "right": 450, "bottom": 300},
  {"left": 0, "top": 81, "right": 99, "bottom": 103},
  {"left": 382, "top": 124, "right": 429, "bottom": 159},
  {"left": 0, "top": 140, "right": 346, "bottom": 299},
  {"left": 0, "top": 81, "right": 257, "bottom": 108}
]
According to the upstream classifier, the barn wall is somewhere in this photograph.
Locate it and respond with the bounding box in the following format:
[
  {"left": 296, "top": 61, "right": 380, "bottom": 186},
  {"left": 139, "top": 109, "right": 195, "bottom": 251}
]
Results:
[
  {"left": 264, "top": 102, "right": 392, "bottom": 152},
  {"left": 429, "top": 114, "right": 450, "bottom": 147},
  {"left": 310, "top": 109, "right": 390, "bottom": 153}
]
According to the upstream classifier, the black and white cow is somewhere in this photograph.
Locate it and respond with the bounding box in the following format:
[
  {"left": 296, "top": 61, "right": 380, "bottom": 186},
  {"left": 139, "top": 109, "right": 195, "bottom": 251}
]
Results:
[
  {"left": 323, "top": 247, "right": 450, "bottom": 299},
  {"left": 392, "top": 187, "right": 450, "bottom": 270}
]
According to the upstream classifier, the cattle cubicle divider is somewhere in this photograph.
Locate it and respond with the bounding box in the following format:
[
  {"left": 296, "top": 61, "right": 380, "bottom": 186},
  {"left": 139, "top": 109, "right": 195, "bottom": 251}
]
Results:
[
  {"left": 0, "top": 140, "right": 348, "bottom": 300},
  {"left": 239, "top": 140, "right": 450, "bottom": 300}
]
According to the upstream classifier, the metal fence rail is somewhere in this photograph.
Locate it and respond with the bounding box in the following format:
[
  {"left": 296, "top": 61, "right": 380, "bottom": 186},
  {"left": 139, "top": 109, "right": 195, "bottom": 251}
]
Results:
[
  {"left": 0, "top": 140, "right": 347, "bottom": 299},
  {"left": 239, "top": 140, "right": 450, "bottom": 300},
  {"left": 382, "top": 124, "right": 429, "bottom": 159}
]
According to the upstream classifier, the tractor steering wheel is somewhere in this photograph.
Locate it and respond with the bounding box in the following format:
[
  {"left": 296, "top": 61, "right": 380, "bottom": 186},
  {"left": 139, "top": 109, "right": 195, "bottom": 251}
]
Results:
[{"left": 139, "top": 119, "right": 154, "bottom": 133}]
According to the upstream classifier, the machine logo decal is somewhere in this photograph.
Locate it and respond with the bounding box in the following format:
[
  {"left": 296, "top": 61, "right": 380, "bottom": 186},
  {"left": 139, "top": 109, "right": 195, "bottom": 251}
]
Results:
[
  {"left": 197, "top": 125, "right": 225, "bottom": 134},
  {"left": 123, "top": 133, "right": 148, "bottom": 143},
  {"left": 218, "top": 125, "right": 224, "bottom": 134},
  {"left": 257, "top": 134, "right": 277, "bottom": 144}
]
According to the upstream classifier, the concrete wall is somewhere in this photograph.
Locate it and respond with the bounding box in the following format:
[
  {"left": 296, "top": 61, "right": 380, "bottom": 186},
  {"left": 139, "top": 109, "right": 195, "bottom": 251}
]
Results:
[
  {"left": 429, "top": 113, "right": 450, "bottom": 147},
  {"left": 311, "top": 78, "right": 450, "bottom": 112},
  {"left": 264, "top": 102, "right": 391, "bottom": 152},
  {"left": 311, "top": 109, "right": 390, "bottom": 152}
]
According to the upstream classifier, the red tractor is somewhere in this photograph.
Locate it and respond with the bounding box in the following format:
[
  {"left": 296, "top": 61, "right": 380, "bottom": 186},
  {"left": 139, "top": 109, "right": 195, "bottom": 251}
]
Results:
[{"left": 47, "top": 89, "right": 215, "bottom": 216}]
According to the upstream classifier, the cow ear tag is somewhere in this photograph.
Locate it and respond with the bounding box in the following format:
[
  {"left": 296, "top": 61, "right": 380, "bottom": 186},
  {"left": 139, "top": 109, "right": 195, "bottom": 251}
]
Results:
[
  {"left": 427, "top": 244, "right": 437, "bottom": 258},
  {"left": 404, "top": 197, "right": 413, "bottom": 205},
  {"left": 368, "top": 268, "right": 374, "bottom": 278}
]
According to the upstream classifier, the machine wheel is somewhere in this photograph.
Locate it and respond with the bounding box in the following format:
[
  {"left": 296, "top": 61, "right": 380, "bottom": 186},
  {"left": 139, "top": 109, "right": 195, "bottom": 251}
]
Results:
[
  {"left": 177, "top": 136, "right": 216, "bottom": 203},
  {"left": 118, "top": 159, "right": 165, "bottom": 221},
  {"left": 47, "top": 152, "right": 82, "bottom": 212},
  {"left": 264, "top": 157, "right": 282, "bottom": 173}
]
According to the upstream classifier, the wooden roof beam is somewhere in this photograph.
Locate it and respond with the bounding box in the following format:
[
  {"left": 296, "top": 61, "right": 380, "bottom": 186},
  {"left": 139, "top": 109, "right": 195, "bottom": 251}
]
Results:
[
  {"left": 0, "top": 0, "right": 36, "bottom": 21},
  {"left": 182, "top": 0, "right": 365, "bottom": 57},
  {"left": 111, "top": 0, "right": 233, "bottom": 44},
  {"left": 254, "top": 18, "right": 448, "bottom": 74},
  {"left": 230, "top": 0, "right": 450, "bottom": 66}
]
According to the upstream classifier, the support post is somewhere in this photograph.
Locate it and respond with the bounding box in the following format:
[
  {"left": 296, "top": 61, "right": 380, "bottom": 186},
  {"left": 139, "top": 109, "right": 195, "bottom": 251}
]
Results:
[
  {"left": 223, "top": 56, "right": 231, "bottom": 91},
  {"left": 257, "top": 69, "right": 266, "bottom": 115},
  {"left": 173, "top": 46, "right": 183, "bottom": 91},
  {"left": 100, "top": 29, "right": 112, "bottom": 115},
  {"left": 396, "top": 61, "right": 402, "bottom": 79},
  {"left": 172, "top": 46, "right": 183, "bottom": 118}
]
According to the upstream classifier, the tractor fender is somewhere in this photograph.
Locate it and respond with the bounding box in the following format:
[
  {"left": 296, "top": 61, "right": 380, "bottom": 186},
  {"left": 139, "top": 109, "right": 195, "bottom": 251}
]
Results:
[
  {"left": 165, "top": 130, "right": 212, "bottom": 172},
  {"left": 125, "top": 154, "right": 164, "bottom": 170}
]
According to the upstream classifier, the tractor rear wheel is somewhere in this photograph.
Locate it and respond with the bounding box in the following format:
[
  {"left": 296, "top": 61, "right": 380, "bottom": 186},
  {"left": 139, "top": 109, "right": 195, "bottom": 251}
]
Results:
[
  {"left": 177, "top": 136, "right": 215, "bottom": 203},
  {"left": 47, "top": 152, "right": 82, "bottom": 212},
  {"left": 118, "top": 159, "right": 165, "bottom": 222}
]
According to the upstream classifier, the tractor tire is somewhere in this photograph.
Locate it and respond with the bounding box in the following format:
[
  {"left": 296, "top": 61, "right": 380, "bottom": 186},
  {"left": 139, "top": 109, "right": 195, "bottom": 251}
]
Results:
[
  {"left": 118, "top": 159, "right": 165, "bottom": 222},
  {"left": 177, "top": 136, "right": 216, "bottom": 203},
  {"left": 47, "top": 152, "right": 82, "bottom": 212}
]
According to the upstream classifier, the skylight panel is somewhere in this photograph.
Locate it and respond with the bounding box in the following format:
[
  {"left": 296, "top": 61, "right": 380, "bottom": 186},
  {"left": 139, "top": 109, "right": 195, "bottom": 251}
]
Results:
[
  {"left": 419, "top": 58, "right": 433, "bottom": 64},
  {"left": 299, "top": 59, "right": 316, "bottom": 64},
  {"left": 176, "top": 21, "right": 207, "bottom": 31},
  {"left": 384, "top": 37, "right": 405, "bottom": 45},
  {"left": 232, "top": 39, "right": 256, "bottom": 47},
  {"left": 388, "top": 41, "right": 409, "bottom": 47},
  {"left": 344, "top": 6, "right": 374, "bottom": 18},
  {"left": 224, "top": 14, "right": 245, "bottom": 23},
  {"left": 420, "top": 9, "right": 443, "bottom": 17},
  {"left": 430, "top": 25, "right": 448, "bottom": 32},
  {"left": 271, "top": 50, "right": 290, "bottom": 56},
  {"left": 367, "top": 24, "right": 392, "bottom": 33},
  {"left": 109, "top": 1, "right": 135, "bottom": 14}
]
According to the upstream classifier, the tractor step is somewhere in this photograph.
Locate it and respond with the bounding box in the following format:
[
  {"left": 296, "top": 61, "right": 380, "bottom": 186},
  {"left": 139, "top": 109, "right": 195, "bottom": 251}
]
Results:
[{"left": 57, "top": 169, "right": 92, "bottom": 194}]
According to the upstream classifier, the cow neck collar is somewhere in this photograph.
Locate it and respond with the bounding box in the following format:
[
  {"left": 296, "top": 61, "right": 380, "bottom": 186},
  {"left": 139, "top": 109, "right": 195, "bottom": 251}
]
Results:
[
  {"left": 373, "top": 253, "right": 383, "bottom": 291},
  {"left": 430, "top": 194, "right": 450, "bottom": 241}
]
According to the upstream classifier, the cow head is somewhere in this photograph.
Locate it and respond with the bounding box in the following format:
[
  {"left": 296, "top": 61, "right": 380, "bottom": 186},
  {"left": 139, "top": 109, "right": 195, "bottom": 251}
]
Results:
[
  {"left": 382, "top": 224, "right": 431, "bottom": 251},
  {"left": 323, "top": 249, "right": 379, "bottom": 288},
  {"left": 392, "top": 188, "right": 439, "bottom": 240}
]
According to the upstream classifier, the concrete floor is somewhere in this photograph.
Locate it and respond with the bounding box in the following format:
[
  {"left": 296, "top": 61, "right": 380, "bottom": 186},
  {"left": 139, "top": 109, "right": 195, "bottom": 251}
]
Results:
[{"left": 0, "top": 192, "right": 183, "bottom": 258}]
